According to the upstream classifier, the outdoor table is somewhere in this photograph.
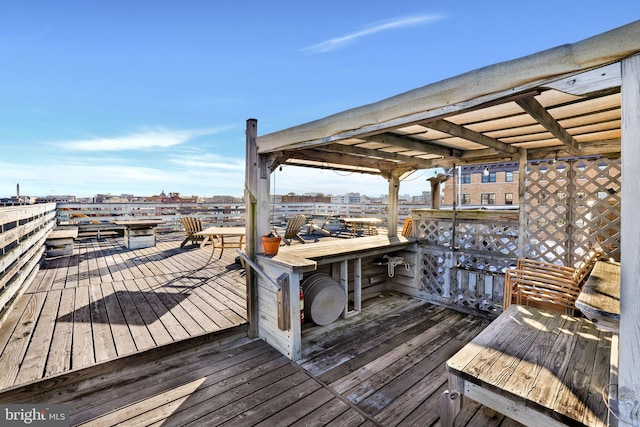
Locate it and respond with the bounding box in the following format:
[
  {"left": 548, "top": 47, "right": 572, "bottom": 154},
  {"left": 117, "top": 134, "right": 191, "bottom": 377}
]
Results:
[
  {"left": 340, "top": 217, "right": 382, "bottom": 237},
  {"left": 113, "top": 219, "right": 162, "bottom": 249},
  {"left": 441, "top": 304, "right": 613, "bottom": 427},
  {"left": 195, "top": 226, "right": 245, "bottom": 264}
]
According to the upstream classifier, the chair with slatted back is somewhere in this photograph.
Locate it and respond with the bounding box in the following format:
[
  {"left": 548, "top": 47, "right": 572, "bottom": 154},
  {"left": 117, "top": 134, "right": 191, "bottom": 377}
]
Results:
[
  {"left": 276, "top": 214, "right": 306, "bottom": 245},
  {"left": 401, "top": 217, "right": 413, "bottom": 238},
  {"left": 179, "top": 217, "right": 205, "bottom": 248},
  {"left": 503, "top": 247, "right": 603, "bottom": 314}
]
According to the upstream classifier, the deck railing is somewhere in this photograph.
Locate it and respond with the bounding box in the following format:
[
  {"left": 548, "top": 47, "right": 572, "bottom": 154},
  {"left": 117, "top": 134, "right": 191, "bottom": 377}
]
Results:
[
  {"left": 56, "top": 202, "right": 423, "bottom": 232},
  {"left": 411, "top": 209, "right": 519, "bottom": 317},
  {"left": 0, "top": 203, "right": 56, "bottom": 313}
]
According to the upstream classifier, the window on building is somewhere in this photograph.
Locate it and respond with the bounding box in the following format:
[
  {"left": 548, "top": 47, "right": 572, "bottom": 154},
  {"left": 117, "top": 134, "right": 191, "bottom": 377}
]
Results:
[
  {"left": 481, "top": 193, "right": 496, "bottom": 205},
  {"left": 505, "top": 171, "right": 514, "bottom": 182},
  {"left": 505, "top": 193, "right": 513, "bottom": 205},
  {"left": 461, "top": 174, "right": 471, "bottom": 184},
  {"left": 481, "top": 172, "right": 497, "bottom": 183},
  {"left": 459, "top": 194, "right": 471, "bottom": 205}
]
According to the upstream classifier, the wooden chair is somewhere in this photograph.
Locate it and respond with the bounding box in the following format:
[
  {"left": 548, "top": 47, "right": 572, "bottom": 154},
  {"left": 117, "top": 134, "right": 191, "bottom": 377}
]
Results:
[
  {"left": 401, "top": 217, "right": 413, "bottom": 238},
  {"left": 276, "top": 214, "right": 306, "bottom": 245},
  {"left": 179, "top": 217, "right": 205, "bottom": 248},
  {"left": 503, "top": 247, "right": 602, "bottom": 314}
]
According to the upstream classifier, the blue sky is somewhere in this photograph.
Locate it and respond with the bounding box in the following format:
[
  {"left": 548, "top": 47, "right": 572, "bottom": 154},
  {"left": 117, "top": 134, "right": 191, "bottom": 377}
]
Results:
[{"left": 1, "top": 1, "right": 638, "bottom": 198}]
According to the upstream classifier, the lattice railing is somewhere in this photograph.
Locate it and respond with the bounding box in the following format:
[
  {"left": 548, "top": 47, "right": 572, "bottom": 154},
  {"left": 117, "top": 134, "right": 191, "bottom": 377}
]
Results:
[
  {"left": 413, "top": 210, "right": 519, "bottom": 315},
  {"left": 525, "top": 158, "right": 620, "bottom": 266},
  {"left": 412, "top": 156, "right": 620, "bottom": 317}
]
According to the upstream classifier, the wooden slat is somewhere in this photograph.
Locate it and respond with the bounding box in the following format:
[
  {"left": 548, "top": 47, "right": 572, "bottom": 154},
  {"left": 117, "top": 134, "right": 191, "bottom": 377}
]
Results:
[
  {"left": 110, "top": 281, "right": 156, "bottom": 351},
  {"left": 120, "top": 279, "right": 174, "bottom": 346},
  {"left": 44, "top": 287, "right": 75, "bottom": 376},
  {"left": 100, "top": 282, "right": 137, "bottom": 356},
  {"left": 14, "top": 289, "right": 62, "bottom": 384},
  {"left": 0, "top": 292, "right": 46, "bottom": 388},
  {"left": 71, "top": 286, "right": 94, "bottom": 369}
]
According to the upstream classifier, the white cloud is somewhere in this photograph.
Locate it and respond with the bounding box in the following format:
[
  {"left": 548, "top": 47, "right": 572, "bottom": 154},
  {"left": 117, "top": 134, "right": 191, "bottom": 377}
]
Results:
[
  {"left": 169, "top": 153, "right": 245, "bottom": 170},
  {"left": 52, "top": 127, "right": 225, "bottom": 151},
  {"left": 304, "top": 14, "right": 442, "bottom": 53}
]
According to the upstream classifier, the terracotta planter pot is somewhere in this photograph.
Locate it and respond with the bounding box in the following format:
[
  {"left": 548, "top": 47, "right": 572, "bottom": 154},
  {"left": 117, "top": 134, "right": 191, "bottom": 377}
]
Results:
[{"left": 261, "top": 235, "right": 282, "bottom": 255}]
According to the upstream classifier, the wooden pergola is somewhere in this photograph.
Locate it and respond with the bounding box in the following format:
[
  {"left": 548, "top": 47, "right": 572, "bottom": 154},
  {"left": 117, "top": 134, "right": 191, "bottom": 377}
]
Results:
[{"left": 245, "top": 20, "right": 640, "bottom": 422}]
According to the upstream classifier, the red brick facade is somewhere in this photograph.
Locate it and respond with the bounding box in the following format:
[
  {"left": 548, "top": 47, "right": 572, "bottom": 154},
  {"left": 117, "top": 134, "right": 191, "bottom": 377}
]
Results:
[{"left": 443, "top": 170, "right": 519, "bottom": 206}]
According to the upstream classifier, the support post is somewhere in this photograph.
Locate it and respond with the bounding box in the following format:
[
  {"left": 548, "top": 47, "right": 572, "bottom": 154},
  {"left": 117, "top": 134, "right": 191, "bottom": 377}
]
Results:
[
  {"left": 428, "top": 173, "right": 448, "bottom": 209},
  {"left": 244, "top": 118, "right": 271, "bottom": 338},
  {"left": 388, "top": 173, "right": 400, "bottom": 237},
  {"left": 619, "top": 53, "right": 640, "bottom": 425},
  {"left": 517, "top": 148, "right": 528, "bottom": 259},
  {"left": 340, "top": 260, "right": 349, "bottom": 317}
]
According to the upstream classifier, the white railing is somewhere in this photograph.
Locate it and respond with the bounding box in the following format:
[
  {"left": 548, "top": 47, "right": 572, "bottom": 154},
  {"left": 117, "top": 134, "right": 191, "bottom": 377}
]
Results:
[
  {"left": 0, "top": 203, "right": 56, "bottom": 313},
  {"left": 57, "top": 202, "right": 245, "bottom": 233},
  {"left": 56, "top": 202, "right": 425, "bottom": 232}
]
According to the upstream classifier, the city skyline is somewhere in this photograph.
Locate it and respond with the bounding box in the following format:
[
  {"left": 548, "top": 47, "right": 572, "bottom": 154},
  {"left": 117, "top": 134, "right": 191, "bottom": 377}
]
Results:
[{"left": 2, "top": 1, "right": 638, "bottom": 198}]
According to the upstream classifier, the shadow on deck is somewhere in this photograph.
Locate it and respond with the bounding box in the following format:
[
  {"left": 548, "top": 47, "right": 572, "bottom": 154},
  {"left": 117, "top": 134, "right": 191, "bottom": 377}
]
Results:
[{"left": 0, "top": 233, "right": 247, "bottom": 390}]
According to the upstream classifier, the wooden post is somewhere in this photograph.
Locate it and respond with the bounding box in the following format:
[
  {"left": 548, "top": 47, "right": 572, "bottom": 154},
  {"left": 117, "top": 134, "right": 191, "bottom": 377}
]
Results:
[
  {"left": 517, "top": 148, "right": 527, "bottom": 259},
  {"left": 340, "top": 260, "right": 348, "bottom": 318},
  {"left": 244, "top": 118, "right": 271, "bottom": 338},
  {"left": 276, "top": 273, "right": 290, "bottom": 331},
  {"left": 388, "top": 173, "right": 400, "bottom": 237},
  {"left": 619, "top": 53, "right": 640, "bottom": 425},
  {"left": 428, "top": 173, "right": 448, "bottom": 209}
]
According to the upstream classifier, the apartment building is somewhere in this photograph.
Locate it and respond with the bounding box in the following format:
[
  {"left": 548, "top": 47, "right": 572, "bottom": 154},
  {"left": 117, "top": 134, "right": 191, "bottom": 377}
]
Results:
[{"left": 443, "top": 165, "right": 519, "bottom": 207}]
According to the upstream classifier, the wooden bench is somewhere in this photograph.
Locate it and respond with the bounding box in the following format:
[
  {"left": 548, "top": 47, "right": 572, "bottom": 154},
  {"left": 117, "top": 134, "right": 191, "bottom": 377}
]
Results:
[
  {"left": 441, "top": 304, "right": 614, "bottom": 427},
  {"left": 45, "top": 227, "right": 78, "bottom": 258},
  {"left": 76, "top": 223, "right": 124, "bottom": 239},
  {"left": 575, "top": 260, "right": 620, "bottom": 333}
]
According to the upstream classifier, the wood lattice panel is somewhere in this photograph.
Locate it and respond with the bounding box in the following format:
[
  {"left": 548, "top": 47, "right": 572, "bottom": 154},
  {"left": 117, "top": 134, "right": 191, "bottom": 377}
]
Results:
[
  {"left": 414, "top": 217, "right": 453, "bottom": 248},
  {"left": 571, "top": 158, "right": 621, "bottom": 262},
  {"left": 420, "top": 249, "right": 446, "bottom": 296},
  {"left": 525, "top": 157, "right": 620, "bottom": 266}
]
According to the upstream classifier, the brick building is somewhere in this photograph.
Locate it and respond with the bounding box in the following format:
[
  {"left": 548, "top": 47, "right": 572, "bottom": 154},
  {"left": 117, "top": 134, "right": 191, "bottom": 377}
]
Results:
[{"left": 443, "top": 164, "right": 519, "bottom": 207}]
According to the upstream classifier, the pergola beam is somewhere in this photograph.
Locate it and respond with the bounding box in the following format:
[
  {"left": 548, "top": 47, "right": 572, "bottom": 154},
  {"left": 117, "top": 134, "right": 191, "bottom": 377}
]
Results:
[
  {"left": 362, "top": 133, "right": 459, "bottom": 158},
  {"left": 281, "top": 148, "right": 398, "bottom": 174},
  {"left": 516, "top": 97, "right": 581, "bottom": 152},
  {"left": 425, "top": 119, "right": 517, "bottom": 154},
  {"left": 321, "top": 143, "right": 435, "bottom": 168}
]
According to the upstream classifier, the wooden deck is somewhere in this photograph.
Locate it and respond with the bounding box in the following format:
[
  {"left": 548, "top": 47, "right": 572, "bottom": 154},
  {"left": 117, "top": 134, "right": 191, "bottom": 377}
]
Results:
[
  {"left": 0, "top": 233, "right": 247, "bottom": 390},
  {"left": 0, "top": 232, "right": 518, "bottom": 426}
]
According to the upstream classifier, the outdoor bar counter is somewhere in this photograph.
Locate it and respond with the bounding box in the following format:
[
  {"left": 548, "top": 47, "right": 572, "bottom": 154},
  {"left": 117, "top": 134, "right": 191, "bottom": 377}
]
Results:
[{"left": 254, "top": 235, "right": 418, "bottom": 360}]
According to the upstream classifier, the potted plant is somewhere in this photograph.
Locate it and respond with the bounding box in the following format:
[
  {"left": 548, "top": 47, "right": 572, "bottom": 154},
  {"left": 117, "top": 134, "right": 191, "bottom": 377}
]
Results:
[{"left": 261, "top": 231, "right": 281, "bottom": 255}]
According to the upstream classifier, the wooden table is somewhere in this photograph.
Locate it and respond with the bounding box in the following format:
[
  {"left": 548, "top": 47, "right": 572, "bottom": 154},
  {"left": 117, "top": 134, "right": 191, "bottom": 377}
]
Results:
[
  {"left": 340, "top": 217, "right": 382, "bottom": 237},
  {"left": 575, "top": 260, "right": 620, "bottom": 332},
  {"left": 277, "top": 235, "right": 416, "bottom": 319},
  {"left": 113, "top": 219, "right": 163, "bottom": 249},
  {"left": 441, "top": 304, "right": 613, "bottom": 427},
  {"left": 195, "top": 226, "right": 245, "bottom": 264}
]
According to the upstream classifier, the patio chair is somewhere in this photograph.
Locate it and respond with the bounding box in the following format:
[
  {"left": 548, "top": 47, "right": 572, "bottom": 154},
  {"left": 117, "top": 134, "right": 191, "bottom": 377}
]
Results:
[
  {"left": 401, "top": 217, "right": 413, "bottom": 238},
  {"left": 179, "top": 217, "right": 205, "bottom": 248},
  {"left": 276, "top": 214, "right": 306, "bottom": 245},
  {"left": 503, "top": 247, "right": 602, "bottom": 314}
]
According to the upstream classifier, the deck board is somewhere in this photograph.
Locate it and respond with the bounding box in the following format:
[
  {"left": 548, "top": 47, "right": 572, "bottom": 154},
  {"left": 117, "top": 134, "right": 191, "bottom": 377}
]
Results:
[
  {"left": 0, "top": 290, "right": 496, "bottom": 426},
  {"left": 0, "top": 233, "right": 248, "bottom": 389},
  {"left": 0, "top": 232, "right": 507, "bottom": 426}
]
